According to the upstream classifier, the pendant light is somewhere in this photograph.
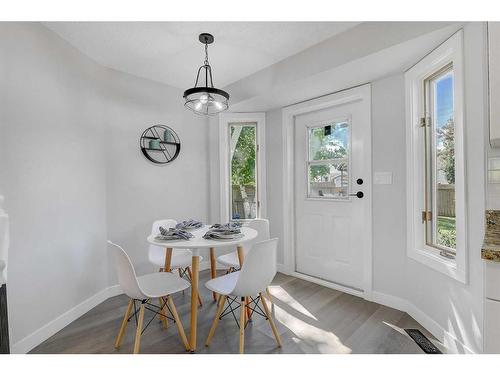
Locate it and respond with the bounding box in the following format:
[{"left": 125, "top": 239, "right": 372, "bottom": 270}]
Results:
[{"left": 183, "top": 33, "right": 229, "bottom": 116}]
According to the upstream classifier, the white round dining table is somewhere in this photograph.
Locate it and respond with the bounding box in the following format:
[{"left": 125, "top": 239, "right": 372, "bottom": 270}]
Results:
[{"left": 146, "top": 225, "right": 257, "bottom": 352}]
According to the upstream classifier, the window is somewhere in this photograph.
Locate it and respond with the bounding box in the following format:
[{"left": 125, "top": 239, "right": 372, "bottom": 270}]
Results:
[
  {"left": 219, "top": 113, "right": 266, "bottom": 222},
  {"left": 405, "top": 31, "right": 467, "bottom": 282},
  {"left": 307, "top": 121, "right": 350, "bottom": 199},
  {"left": 229, "top": 122, "right": 258, "bottom": 219},
  {"left": 424, "top": 65, "right": 456, "bottom": 256}
]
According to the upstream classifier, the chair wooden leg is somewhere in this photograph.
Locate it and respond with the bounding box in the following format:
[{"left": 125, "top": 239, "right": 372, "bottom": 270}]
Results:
[
  {"left": 167, "top": 295, "right": 190, "bottom": 351},
  {"left": 259, "top": 293, "right": 281, "bottom": 347},
  {"left": 239, "top": 297, "right": 246, "bottom": 354},
  {"left": 245, "top": 297, "right": 252, "bottom": 322},
  {"left": 205, "top": 295, "right": 227, "bottom": 347},
  {"left": 114, "top": 299, "right": 133, "bottom": 349},
  {"left": 133, "top": 302, "right": 145, "bottom": 354},
  {"left": 187, "top": 266, "right": 203, "bottom": 307},
  {"left": 266, "top": 287, "right": 273, "bottom": 304},
  {"left": 178, "top": 269, "right": 185, "bottom": 295},
  {"left": 159, "top": 297, "right": 168, "bottom": 329}
]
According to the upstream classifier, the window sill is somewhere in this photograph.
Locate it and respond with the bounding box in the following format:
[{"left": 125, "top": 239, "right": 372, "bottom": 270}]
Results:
[{"left": 408, "top": 247, "right": 467, "bottom": 283}]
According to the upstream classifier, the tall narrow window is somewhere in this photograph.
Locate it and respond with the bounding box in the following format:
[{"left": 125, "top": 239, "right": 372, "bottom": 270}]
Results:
[
  {"left": 405, "top": 30, "right": 466, "bottom": 282},
  {"left": 424, "top": 65, "right": 456, "bottom": 256},
  {"left": 228, "top": 122, "right": 258, "bottom": 220}
]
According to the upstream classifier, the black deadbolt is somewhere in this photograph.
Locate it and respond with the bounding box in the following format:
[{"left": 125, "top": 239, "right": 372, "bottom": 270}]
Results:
[{"left": 356, "top": 178, "right": 364, "bottom": 185}]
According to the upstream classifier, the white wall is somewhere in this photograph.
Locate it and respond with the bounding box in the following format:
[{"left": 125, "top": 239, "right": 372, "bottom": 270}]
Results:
[
  {"left": 0, "top": 23, "right": 109, "bottom": 348},
  {"left": 0, "top": 22, "right": 211, "bottom": 352},
  {"left": 265, "top": 109, "right": 285, "bottom": 264},
  {"left": 103, "top": 68, "right": 209, "bottom": 278},
  {"left": 370, "top": 74, "right": 408, "bottom": 300}
]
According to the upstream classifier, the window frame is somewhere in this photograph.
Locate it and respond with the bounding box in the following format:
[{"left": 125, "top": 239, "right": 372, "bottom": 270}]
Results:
[
  {"left": 219, "top": 113, "right": 266, "bottom": 223},
  {"left": 405, "top": 30, "right": 467, "bottom": 283},
  {"left": 424, "top": 64, "right": 456, "bottom": 256}
]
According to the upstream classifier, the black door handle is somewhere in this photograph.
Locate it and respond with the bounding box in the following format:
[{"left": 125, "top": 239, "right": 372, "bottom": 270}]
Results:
[{"left": 349, "top": 191, "right": 364, "bottom": 199}]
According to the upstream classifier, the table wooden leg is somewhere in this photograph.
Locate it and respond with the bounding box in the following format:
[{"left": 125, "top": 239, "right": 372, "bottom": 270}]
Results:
[
  {"left": 164, "top": 248, "right": 173, "bottom": 272},
  {"left": 189, "top": 254, "right": 200, "bottom": 352},
  {"left": 209, "top": 247, "right": 217, "bottom": 301},
  {"left": 237, "top": 245, "right": 244, "bottom": 267},
  {"left": 236, "top": 246, "right": 252, "bottom": 322}
]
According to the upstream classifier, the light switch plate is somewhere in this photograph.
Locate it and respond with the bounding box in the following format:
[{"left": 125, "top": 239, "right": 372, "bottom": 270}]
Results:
[{"left": 374, "top": 172, "right": 393, "bottom": 185}]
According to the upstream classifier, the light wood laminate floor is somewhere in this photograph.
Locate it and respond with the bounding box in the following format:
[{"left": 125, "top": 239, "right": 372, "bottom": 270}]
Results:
[{"left": 30, "top": 271, "right": 443, "bottom": 354}]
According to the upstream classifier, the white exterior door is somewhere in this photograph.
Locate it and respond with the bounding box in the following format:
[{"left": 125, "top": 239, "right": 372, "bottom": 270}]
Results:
[{"left": 293, "top": 86, "right": 371, "bottom": 291}]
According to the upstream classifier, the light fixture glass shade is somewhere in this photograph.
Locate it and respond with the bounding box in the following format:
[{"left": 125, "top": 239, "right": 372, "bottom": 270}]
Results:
[{"left": 183, "top": 87, "right": 229, "bottom": 116}]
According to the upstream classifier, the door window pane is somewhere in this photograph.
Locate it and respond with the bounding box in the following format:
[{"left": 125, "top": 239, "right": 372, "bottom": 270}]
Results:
[
  {"left": 308, "top": 161, "right": 349, "bottom": 198},
  {"left": 307, "top": 121, "right": 349, "bottom": 199},
  {"left": 425, "top": 67, "right": 456, "bottom": 251},
  {"left": 229, "top": 122, "right": 258, "bottom": 220},
  {"left": 308, "top": 122, "right": 349, "bottom": 160}
]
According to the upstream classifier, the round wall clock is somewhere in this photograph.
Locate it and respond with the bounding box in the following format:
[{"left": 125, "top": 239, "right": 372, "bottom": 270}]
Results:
[{"left": 139, "top": 125, "right": 181, "bottom": 164}]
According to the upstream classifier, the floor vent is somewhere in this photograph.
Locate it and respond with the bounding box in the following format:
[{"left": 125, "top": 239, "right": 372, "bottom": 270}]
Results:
[{"left": 404, "top": 329, "right": 442, "bottom": 354}]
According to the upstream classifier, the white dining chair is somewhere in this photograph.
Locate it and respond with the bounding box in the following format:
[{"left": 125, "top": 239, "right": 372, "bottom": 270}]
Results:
[
  {"left": 216, "top": 218, "right": 273, "bottom": 302},
  {"left": 108, "top": 240, "right": 190, "bottom": 354},
  {"left": 205, "top": 238, "right": 282, "bottom": 354},
  {"left": 148, "top": 219, "right": 203, "bottom": 307}
]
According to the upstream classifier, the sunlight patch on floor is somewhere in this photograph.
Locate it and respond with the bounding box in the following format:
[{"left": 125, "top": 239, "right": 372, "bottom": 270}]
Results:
[
  {"left": 269, "top": 285, "right": 317, "bottom": 321},
  {"left": 273, "top": 304, "right": 351, "bottom": 354}
]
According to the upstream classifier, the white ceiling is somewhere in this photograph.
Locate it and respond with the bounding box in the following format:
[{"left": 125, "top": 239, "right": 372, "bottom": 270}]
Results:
[{"left": 43, "top": 22, "right": 359, "bottom": 90}]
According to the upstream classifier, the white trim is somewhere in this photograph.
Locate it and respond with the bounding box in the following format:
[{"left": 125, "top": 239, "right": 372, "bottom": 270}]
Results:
[
  {"left": 11, "top": 285, "right": 120, "bottom": 354},
  {"left": 371, "top": 291, "right": 475, "bottom": 354},
  {"left": 281, "top": 84, "right": 373, "bottom": 299},
  {"left": 291, "top": 271, "right": 364, "bottom": 298},
  {"left": 218, "top": 112, "right": 267, "bottom": 223},
  {"left": 405, "top": 30, "right": 468, "bottom": 283}
]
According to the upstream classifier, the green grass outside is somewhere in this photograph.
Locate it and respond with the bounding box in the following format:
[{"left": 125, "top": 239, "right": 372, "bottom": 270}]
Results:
[{"left": 437, "top": 216, "right": 456, "bottom": 249}]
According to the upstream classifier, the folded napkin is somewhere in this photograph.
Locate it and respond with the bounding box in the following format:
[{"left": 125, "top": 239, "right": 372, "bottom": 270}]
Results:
[
  {"left": 203, "top": 222, "right": 242, "bottom": 240},
  {"left": 210, "top": 222, "right": 242, "bottom": 230},
  {"left": 156, "top": 226, "right": 194, "bottom": 240},
  {"left": 176, "top": 219, "right": 203, "bottom": 230}
]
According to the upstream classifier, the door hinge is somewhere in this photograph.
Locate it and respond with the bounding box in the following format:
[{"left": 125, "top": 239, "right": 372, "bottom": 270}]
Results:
[
  {"left": 421, "top": 210, "right": 432, "bottom": 223},
  {"left": 256, "top": 144, "right": 260, "bottom": 152},
  {"left": 419, "top": 116, "right": 431, "bottom": 128}
]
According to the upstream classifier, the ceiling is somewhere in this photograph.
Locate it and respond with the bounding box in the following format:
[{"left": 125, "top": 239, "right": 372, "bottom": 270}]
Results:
[{"left": 43, "top": 22, "right": 359, "bottom": 90}]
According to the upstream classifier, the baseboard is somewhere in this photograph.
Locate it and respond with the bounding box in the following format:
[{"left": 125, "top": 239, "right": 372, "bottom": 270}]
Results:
[
  {"left": 371, "top": 291, "right": 410, "bottom": 312},
  {"left": 371, "top": 291, "right": 475, "bottom": 354},
  {"left": 11, "top": 285, "right": 118, "bottom": 354},
  {"left": 277, "top": 263, "right": 288, "bottom": 273}
]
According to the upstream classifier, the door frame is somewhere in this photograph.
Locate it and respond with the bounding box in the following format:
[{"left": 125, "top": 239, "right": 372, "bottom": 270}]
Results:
[{"left": 281, "top": 84, "right": 373, "bottom": 299}]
